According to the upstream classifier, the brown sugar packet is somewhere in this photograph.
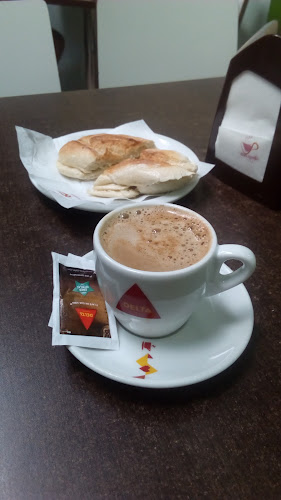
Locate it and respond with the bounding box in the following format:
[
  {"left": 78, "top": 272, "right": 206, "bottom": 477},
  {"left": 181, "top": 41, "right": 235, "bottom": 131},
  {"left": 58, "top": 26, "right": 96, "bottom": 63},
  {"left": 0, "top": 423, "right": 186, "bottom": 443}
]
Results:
[{"left": 51, "top": 253, "right": 119, "bottom": 349}]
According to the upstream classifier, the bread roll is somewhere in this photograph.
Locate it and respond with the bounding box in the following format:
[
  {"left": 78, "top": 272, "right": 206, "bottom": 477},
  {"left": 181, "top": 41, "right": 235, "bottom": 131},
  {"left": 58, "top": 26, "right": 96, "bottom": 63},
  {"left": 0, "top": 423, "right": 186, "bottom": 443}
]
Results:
[
  {"left": 57, "top": 133, "right": 156, "bottom": 179},
  {"left": 90, "top": 149, "right": 198, "bottom": 198}
]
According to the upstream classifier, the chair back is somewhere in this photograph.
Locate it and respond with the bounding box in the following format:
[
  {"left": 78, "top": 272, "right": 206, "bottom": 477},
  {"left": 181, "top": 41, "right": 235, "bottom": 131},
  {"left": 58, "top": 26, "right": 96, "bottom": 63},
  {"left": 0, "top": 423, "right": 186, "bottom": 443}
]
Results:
[
  {"left": 0, "top": 0, "right": 61, "bottom": 97},
  {"left": 238, "top": 20, "right": 278, "bottom": 52}
]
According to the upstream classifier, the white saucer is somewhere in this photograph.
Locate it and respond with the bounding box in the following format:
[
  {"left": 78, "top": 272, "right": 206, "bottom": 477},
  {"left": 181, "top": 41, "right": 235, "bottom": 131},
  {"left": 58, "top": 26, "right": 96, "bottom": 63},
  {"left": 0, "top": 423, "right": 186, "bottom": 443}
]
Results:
[
  {"left": 68, "top": 253, "right": 254, "bottom": 388},
  {"left": 30, "top": 132, "right": 201, "bottom": 213}
]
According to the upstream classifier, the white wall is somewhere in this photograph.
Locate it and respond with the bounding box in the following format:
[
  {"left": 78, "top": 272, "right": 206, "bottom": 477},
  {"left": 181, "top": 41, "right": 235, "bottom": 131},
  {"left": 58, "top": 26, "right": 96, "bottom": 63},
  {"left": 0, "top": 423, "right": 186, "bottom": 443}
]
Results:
[
  {"left": 97, "top": 0, "right": 238, "bottom": 88},
  {"left": 47, "top": 0, "right": 272, "bottom": 91}
]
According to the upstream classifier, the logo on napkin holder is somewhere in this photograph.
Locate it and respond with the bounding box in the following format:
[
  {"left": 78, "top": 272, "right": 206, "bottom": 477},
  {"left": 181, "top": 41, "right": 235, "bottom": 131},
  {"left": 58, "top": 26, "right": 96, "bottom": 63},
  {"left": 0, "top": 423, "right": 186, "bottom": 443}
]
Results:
[{"left": 241, "top": 139, "right": 259, "bottom": 160}]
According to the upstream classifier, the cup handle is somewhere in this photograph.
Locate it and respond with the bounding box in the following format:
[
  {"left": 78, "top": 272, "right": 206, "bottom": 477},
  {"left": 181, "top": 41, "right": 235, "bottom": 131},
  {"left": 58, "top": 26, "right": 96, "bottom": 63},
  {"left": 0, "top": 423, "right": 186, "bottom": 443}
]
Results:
[{"left": 205, "top": 244, "right": 256, "bottom": 297}]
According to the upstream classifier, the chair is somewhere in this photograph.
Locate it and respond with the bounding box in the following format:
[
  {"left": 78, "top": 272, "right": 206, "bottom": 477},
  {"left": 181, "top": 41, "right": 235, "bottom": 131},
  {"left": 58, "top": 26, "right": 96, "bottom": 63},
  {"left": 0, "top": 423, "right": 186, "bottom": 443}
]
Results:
[
  {"left": 238, "top": 20, "right": 279, "bottom": 52},
  {"left": 0, "top": 0, "right": 61, "bottom": 97},
  {"left": 96, "top": 0, "right": 238, "bottom": 89}
]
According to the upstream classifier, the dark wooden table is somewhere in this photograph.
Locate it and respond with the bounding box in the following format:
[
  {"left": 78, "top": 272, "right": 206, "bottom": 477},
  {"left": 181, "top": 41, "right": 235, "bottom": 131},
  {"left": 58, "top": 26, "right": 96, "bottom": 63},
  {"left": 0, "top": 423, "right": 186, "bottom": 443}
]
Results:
[{"left": 1, "top": 79, "right": 280, "bottom": 499}]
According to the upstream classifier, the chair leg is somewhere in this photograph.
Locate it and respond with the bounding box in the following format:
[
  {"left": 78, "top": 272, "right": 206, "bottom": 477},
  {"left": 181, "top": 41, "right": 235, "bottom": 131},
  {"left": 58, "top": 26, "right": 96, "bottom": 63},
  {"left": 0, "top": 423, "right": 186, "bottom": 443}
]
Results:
[
  {"left": 84, "top": 7, "right": 98, "bottom": 89},
  {"left": 52, "top": 28, "right": 65, "bottom": 62}
]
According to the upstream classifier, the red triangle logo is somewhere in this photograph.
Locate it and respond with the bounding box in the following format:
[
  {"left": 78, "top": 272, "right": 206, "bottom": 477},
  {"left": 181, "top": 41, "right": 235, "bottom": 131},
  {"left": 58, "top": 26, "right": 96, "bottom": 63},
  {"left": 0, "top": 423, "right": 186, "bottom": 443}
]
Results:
[
  {"left": 116, "top": 284, "right": 160, "bottom": 319},
  {"left": 75, "top": 308, "right": 97, "bottom": 330}
]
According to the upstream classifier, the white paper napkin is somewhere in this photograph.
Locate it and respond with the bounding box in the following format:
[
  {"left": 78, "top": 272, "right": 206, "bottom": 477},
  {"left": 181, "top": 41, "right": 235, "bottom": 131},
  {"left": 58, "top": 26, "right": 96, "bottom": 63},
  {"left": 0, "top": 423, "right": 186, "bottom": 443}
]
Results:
[
  {"left": 16, "top": 120, "right": 214, "bottom": 209},
  {"left": 215, "top": 71, "right": 281, "bottom": 182}
]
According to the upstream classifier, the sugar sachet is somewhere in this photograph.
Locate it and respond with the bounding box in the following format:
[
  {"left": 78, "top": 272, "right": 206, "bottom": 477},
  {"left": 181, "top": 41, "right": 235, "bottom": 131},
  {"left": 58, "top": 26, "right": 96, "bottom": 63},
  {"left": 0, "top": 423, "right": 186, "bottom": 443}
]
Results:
[{"left": 51, "top": 252, "right": 119, "bottom": 349}]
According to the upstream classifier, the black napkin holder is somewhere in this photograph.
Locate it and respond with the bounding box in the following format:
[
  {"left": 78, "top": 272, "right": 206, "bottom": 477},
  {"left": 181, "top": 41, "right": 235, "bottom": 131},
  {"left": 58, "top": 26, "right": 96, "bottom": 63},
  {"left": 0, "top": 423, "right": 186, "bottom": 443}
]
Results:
[{"left": 206, "top": 35, "right": 281, "bottom": 209}]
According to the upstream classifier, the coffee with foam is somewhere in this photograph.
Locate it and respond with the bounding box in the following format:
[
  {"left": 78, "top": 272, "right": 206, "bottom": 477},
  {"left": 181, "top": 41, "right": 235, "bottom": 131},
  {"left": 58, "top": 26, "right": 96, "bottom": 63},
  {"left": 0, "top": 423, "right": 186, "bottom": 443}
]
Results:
[{"left": 100, "top": 205, "right": 212, "bottom": 272}]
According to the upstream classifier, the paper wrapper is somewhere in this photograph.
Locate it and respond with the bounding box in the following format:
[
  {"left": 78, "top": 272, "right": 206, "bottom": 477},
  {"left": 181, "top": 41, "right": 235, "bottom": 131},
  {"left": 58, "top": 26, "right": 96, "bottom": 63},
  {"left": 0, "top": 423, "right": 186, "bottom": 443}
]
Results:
[{"left": 16, "top": 120, "right": 214, "bottom": 209}]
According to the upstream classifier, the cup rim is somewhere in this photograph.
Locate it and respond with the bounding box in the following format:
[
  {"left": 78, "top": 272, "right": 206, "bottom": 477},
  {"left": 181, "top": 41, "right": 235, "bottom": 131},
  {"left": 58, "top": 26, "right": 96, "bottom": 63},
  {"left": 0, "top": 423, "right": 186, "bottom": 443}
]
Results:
[{"left": 93, "top": 202, "right": 217, "bottom": 278}]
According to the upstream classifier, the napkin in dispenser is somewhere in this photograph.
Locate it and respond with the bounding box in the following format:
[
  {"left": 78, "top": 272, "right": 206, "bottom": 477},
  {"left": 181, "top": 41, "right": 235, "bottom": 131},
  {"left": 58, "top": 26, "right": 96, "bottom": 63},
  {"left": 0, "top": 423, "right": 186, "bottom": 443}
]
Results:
[{"left": 206, "top": 35, "right": 281, "bottom": 209}]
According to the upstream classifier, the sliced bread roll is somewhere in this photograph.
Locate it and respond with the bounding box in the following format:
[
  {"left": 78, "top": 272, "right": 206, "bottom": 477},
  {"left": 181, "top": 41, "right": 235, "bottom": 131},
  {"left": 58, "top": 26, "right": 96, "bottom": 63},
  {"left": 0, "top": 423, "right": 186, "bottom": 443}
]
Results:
[
  {"left": 57, "top": 133, "right": 156, "bottom": 180},
  {"left": 90, "top": 149, "right": 198, "bottom": 198}
]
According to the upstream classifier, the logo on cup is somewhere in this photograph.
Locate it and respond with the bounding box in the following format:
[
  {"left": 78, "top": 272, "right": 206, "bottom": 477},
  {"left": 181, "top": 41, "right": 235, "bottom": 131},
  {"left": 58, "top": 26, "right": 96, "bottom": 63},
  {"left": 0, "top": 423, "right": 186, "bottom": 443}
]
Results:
[{"left": 116, "top": 284, "right": 160, "bottom": 319}]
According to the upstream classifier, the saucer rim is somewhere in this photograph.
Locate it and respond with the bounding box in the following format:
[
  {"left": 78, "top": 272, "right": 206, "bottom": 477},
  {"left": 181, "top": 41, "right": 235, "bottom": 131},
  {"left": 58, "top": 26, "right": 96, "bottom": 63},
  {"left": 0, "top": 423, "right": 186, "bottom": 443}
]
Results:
[{"left": 67, "top": 253, "right": 254, "bottom": 389}]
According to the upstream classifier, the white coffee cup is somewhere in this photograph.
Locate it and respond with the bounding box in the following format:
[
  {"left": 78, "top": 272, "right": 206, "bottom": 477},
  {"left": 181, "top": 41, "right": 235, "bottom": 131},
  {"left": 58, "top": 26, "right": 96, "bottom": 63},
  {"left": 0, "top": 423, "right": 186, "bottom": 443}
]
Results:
[{"left": 93, "top": 203, "right": 256, "bottom": 338}]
